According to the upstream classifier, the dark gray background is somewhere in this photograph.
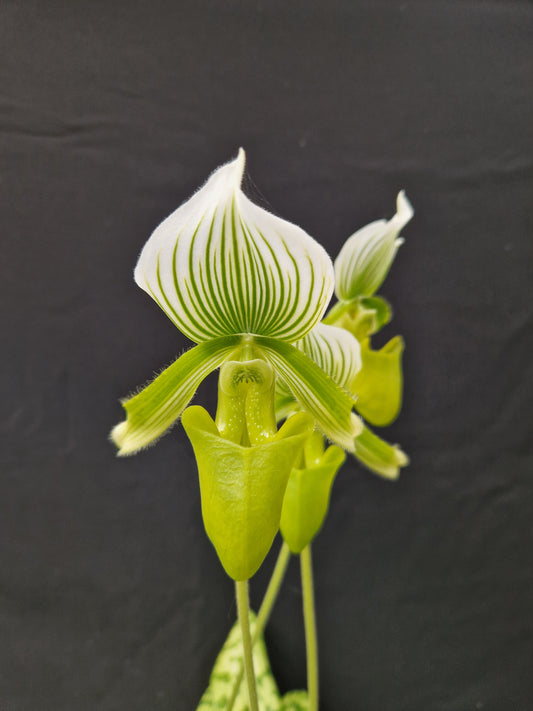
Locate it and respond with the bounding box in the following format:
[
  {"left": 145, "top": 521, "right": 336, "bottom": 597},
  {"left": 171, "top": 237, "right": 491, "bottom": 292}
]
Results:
[{"left": 1, "top": 1, "right": 532, "bottom": 710}]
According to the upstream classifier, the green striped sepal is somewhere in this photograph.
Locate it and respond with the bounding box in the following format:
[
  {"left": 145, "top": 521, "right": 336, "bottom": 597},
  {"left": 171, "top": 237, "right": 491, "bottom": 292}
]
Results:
[
  {"left": 134, "top": 149, "right": 334, "bottom": 344},
  {"left": 196, "top": 613, "right": 280, "bottom": 711},
  {"left": 334, "top": 191, "right": 413, "bottom": 301},
  {"left": 257, "top": 336, "right": 362, "bottom": 451},
  {"left": 353, "top": 423, "right": 409, "bottom": 480},
  {"left": 111, "top": 336, "right": 240, "bottom": 455}
]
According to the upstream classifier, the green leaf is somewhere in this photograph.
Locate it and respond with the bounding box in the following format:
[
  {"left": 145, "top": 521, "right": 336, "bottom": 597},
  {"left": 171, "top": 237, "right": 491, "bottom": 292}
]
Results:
[
  {"left": 280, "top": 691, "right": 309, "bottom": 711},
  {"left": 353, "top": 423, "right": 409, "bottom": 480},
  {"left": 196, "top": 613, "right": 281, "bottom": 711},
  {"left": 334, "top": 190, "right": 413, "bottom": 300},
  {"left": 351, "top": 336, "right": 404, "bottom": 426},
  {"left": 182, "top": 406, "right": 314, "bottom": 580},
  {"left": 111, "top": 335, "right": 240, "bottom": 455},
  {"left": 280, "top": 434, "right": 346, "bottom": 554},
  {"left": 257, "top": 337, "right": 362, "bottom": 452},
  {"left": 134, "top": 149, "right": 334, "bottom": 344}
]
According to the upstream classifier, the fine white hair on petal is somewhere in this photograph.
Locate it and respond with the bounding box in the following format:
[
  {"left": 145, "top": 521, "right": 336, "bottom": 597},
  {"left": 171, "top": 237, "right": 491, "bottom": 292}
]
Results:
[{"left": 134, "top": 150, "right": 335, "bottom": 344}]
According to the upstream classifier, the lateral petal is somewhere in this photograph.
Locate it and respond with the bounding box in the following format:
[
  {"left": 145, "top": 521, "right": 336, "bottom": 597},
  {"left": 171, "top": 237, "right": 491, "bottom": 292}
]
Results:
[
  {"left": 352, "top": 423, "right": 409, "bottom": 480},
  {"left": 257, "top": 336, "right": 362, "bottom": 451},
  {"left": 111, "top": 335, "right": 240, "bottom": 455}
]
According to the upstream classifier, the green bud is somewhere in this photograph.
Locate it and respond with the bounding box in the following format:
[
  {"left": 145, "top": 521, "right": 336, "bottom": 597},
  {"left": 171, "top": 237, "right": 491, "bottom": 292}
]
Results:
[{"left": 334, "top": 191, "right": 413, "bottom": 300}]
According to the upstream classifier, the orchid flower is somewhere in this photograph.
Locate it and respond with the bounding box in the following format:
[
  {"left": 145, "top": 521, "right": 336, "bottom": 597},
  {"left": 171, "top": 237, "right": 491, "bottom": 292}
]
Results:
[
  {"left": 323, "top": 191, "right": 413, "bottom": 478},
  {"left": 111, "top": 150, "right": 362, "bottom": 455},
  {"left": 274, "top": 321, "right": 408, "bottom": 479},
  {"left": 324, "top": 190, "right": 413, "bottom": 339},
  {"left": 275, "top": 191, "right": 414, "bottom": 480}
]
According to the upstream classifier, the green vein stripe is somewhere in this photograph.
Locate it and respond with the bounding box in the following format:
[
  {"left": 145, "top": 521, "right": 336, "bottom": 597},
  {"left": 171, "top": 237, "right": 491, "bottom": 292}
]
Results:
[
  {"left": 187, "top": 214, "right": 228, "bottom": 338},
  {"left": 253, "top": 224, "right": 287, "bottom": 334},
  {"left": 160, "top": 248, "right": 207, "bottom": 342},
  {"left": 218, "top": 207, "right": 239, "bottom": 334},
  {"left": 209, "top": 208, "right": 239, "bottom": 336},
  {"left": 229, "top": 199, "right": 247, "bottom": 330}
]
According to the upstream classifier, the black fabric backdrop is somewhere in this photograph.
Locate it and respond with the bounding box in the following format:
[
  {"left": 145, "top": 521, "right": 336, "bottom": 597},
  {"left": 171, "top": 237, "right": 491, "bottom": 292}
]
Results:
[{"left": 1, "top": 1, "right": 532, "bottom": 710}]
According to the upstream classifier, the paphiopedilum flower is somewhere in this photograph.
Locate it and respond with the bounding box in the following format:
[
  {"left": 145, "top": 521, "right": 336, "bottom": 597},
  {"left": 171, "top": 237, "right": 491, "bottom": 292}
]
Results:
[
  {"left": 276, "top": 321, "right": 408, "bottom": 480},
  {"left": 314, "top": 191, "right": 413, "bottom": 478},
  {"left": 111, "top": 150, "right": 362, "bottom": 455}
]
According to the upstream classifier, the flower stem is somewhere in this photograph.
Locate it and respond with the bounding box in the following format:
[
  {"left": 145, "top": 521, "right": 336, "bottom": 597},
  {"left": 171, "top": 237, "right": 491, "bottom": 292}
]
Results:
[
  {"left": 235, "top": 579, "right": 259, "bottom": 711},
  {"left": 301, "top": 544, "right": 319, "bottom": 711},
  {"left": 226, "top": 542, "right": 291, "bottom": 711},
  {"left": 255, "top": 541, "right": 291, "bottom": 643}
]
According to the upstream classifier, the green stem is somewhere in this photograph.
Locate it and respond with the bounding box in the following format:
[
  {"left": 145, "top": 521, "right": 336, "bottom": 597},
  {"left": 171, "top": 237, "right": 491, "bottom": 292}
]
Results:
[
  {"left": 255, "top": 541, "right": 291, "bottom": 643},
  {"left": 226, "top": 542, "right": 291, "bottom": 711},
  {"left": 235, "top": 579, "right": 259, "bottom": 711},
  {"left": 301, "top": 544, "right": 319, "bottom": 711}
]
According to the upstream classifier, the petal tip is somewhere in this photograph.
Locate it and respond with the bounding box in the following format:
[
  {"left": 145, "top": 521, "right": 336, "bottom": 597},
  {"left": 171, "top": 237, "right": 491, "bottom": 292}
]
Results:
[
  {"left": 110, "top": 421, "right": 133, "bottom": 457},
  {"left": 237, "top": 146, "right": 246, "bottom": 169},
  {"left": 223, "top": 147, "right": 246, "bottom": 191},
  {"left": 396, "top": 190, "right": 414, "bottom": 227},
  {"left": 350, "top": 412, "right": 364, "bottom": 438},
  {"left": 395, "top": 447, "right": 410, "bottom": 467}
]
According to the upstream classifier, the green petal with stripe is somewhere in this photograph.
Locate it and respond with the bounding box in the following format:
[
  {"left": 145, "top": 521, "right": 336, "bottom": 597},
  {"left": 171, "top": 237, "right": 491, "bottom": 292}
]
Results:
[
  {"left": 134, "top": 149, "right": 334, "bottom": 344},
  {"left": 335, "top": 190, "right": 414, "bottom": 300},
  {"left": 353, "top": 423, "right": 409, "bottom": 480},
  {"left": 257, "top": 336, "right": 362, "bottom": 451},
  {"left": 296, "top": 322, "right": 362, "bottom": 390},
  {"left": 111, "top": 335, "right": 240, "bottom": 455},
  {"left": 275, "top": 323, "right": 361, "bottom": 415}
]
